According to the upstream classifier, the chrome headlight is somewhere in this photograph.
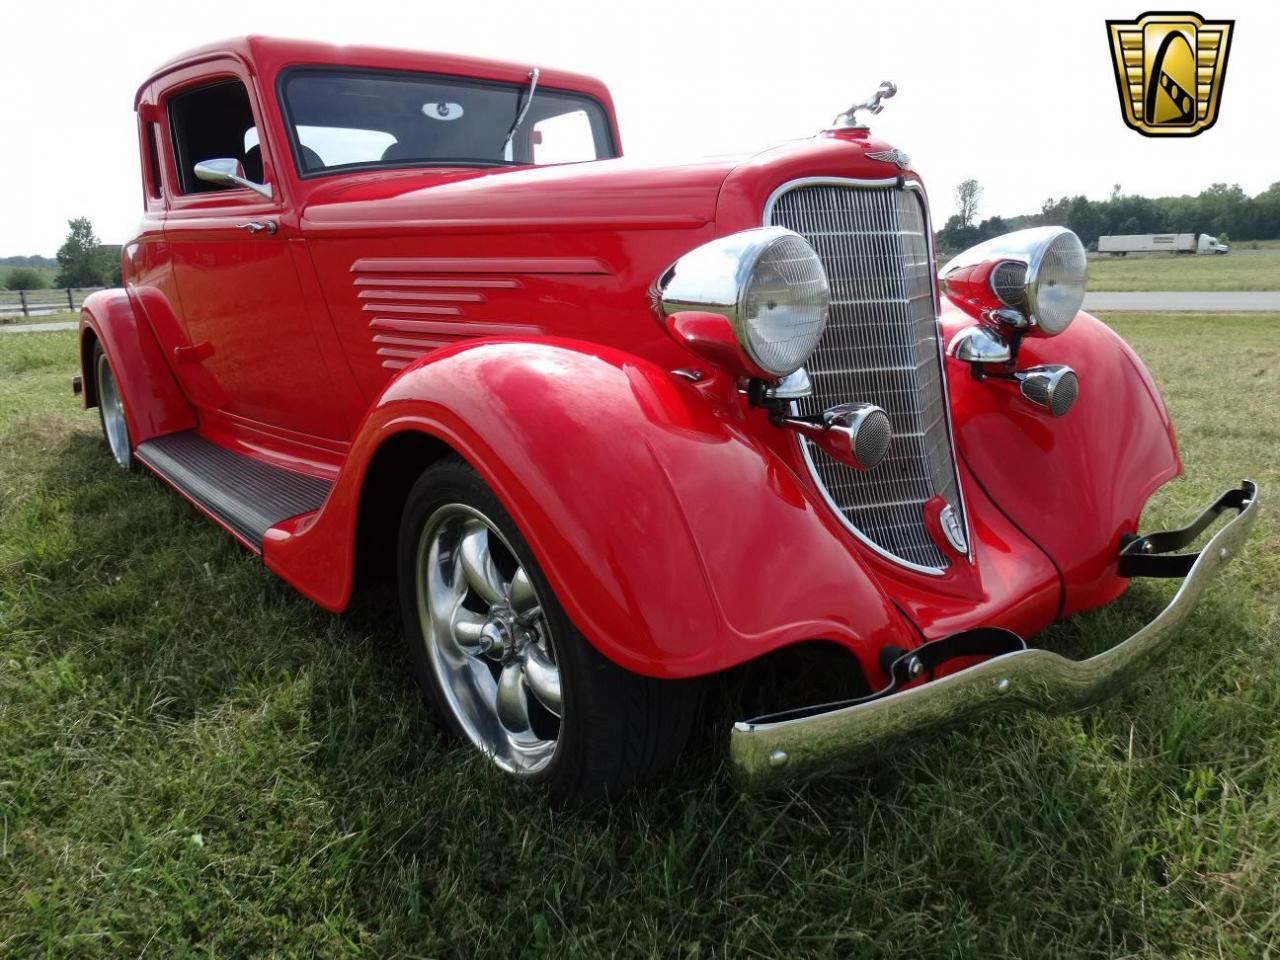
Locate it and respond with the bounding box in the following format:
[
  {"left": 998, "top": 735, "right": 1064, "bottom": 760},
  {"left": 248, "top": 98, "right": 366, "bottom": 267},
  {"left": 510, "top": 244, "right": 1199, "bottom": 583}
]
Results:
[
  {"left": 658, "top": 227, "right": 830, "bottom": 378},
  {"left": 941, "top": 227, "right": 1087, "bottom": 336}
]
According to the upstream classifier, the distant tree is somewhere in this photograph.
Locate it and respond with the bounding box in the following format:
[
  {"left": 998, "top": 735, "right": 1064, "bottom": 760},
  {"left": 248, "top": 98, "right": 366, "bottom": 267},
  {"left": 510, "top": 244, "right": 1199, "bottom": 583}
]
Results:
[
  {"left": 975, "top": 215, "right": 1008, "bottom": 242},
  {"left": 54, "top": 217, "right": 108, "bottom": 288},
  {"left": 939, "top": 182, "right": 1279, "bottom": 253},
  {"left": 5, "top": 267, "right": 45, "bottom": 291},
  {"left": 96, "top": 245, "right": 124, "bottom": 286},
  {"left": 956, "top": 179, "right": 982, "bottom": 228},
  {"left": 935, "top": 214, "right": 979, "bottom": 255}
]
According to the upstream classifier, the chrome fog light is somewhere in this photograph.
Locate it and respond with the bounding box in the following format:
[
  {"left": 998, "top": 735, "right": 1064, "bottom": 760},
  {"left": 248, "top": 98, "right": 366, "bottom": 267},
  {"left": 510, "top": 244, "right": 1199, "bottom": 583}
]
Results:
[
  {"left": 825, "top": 403, "right": 893, "bottom": 470},
  {"left": 775, "top": 401, "right": 892, "bottom": 471},
  {"left": 1017, "top": 365, "right": 1079, "bottom": 417}
]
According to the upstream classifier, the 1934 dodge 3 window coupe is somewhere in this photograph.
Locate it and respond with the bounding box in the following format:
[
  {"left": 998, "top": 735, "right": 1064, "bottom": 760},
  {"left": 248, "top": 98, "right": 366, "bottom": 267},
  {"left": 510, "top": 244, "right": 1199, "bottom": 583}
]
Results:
[{"left": 80, "top": 36, "right": 1259, "bottom": 804}]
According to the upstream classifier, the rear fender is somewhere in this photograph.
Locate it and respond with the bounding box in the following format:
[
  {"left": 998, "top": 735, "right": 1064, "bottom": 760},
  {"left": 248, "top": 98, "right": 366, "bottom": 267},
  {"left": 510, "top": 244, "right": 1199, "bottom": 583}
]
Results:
[
  {"left": 264, "top": 339, "right": 916, "bottom": 679},
  {"left": 79, "top": 289, "right": 196, "bottom": 443}
]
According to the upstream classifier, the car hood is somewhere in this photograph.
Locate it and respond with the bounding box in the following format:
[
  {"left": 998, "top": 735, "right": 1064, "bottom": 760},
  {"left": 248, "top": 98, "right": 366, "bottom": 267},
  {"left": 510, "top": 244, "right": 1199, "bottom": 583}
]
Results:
[
  {"left": 298, "top": 130, "right": 918, "bottom": 238},
  {"left": 298, "top": 156, "right": 745, "bottom": 236}
]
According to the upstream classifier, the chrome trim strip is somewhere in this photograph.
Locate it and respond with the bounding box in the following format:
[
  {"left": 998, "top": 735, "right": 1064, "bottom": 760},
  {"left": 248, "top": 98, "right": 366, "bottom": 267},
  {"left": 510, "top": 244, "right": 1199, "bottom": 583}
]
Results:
[
  {"left": 730, "top": 482, "right": 1260, "bottom": 787},
  {"left": 762, "top": 177, "right": 901, "bottom": 223},
  {"left": 766, "top": 176, "right": 973, "bottom": 575}
]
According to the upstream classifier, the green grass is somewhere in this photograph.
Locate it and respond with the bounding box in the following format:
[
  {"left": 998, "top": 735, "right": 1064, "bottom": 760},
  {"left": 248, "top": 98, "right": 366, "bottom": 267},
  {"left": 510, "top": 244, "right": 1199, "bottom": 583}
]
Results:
[
  {"left": 1087, "top": 251, "right": 1280, "bottom": 291},
  {"left": 2, "top": 318, "right": 1278, "bottom": 958}
]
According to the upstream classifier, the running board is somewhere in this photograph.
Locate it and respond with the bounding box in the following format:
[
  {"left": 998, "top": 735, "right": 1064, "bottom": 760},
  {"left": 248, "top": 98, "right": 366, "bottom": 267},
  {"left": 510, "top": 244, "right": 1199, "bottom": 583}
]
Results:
[{"left": 135, "top": 431, "right": 333, "bottom": 549}]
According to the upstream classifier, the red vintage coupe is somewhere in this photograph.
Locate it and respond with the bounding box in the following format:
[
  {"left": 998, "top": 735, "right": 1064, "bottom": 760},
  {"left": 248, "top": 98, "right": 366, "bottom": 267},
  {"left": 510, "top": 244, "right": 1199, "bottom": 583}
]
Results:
[{"left": 79, "top": 36, "right": 1258, "bottom": 804}]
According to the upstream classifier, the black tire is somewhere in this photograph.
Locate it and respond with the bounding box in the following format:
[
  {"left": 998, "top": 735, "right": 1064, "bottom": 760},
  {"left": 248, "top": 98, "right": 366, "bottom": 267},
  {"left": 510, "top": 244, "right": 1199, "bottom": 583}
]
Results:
[
  {"left": 397, "top": 455, "right": 698, "bottom": 806},
  {"left": 92, "top": 341, "right": 135, "bottom": 471}
]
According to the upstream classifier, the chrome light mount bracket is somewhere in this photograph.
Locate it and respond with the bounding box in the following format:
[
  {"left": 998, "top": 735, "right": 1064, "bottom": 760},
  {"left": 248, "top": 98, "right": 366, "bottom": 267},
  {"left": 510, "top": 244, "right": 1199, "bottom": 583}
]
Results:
[
  {"left": 764, "top": 367, "right": 813, "bottom": 400},
  {"left": 948, "top": 328, "right": 1079, "bottom": 416},
  {"left": 949, "top": 325, "right": 1013, "bottom": 367}
]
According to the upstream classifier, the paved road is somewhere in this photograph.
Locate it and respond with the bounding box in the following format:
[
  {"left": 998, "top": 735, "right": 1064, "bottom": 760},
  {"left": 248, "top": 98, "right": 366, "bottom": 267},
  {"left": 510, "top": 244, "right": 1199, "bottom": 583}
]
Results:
[
  {"left": 1084, "top": 291, "right": 1280, "bottom": 311},
  {"left": 0, "top": 321, "right": 78, "bottom": 333}
]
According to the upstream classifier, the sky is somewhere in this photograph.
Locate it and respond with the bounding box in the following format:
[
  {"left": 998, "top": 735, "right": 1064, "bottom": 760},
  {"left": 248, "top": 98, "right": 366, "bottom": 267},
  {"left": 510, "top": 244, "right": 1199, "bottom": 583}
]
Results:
[{"left": 1, "top": 0, "right": 1274, "bottom": 256}]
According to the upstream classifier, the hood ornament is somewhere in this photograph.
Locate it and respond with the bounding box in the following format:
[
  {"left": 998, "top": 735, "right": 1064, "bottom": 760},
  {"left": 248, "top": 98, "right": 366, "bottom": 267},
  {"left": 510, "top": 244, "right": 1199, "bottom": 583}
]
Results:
[{"left": 832, "top": 81, "right": 897, "bottom": 130}]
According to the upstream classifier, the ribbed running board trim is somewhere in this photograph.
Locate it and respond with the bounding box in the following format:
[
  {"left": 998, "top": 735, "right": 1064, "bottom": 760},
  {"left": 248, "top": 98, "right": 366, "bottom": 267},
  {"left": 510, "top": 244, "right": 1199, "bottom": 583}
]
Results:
[{"left": 136, "top": 431, "right": 333, "bottom": 548}]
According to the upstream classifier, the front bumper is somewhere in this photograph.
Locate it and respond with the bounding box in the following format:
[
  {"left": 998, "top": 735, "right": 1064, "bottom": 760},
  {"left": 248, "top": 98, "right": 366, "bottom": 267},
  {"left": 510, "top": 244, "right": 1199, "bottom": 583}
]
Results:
[{"left": 731, "top": 481, "right": 1260, "bottom": 789}]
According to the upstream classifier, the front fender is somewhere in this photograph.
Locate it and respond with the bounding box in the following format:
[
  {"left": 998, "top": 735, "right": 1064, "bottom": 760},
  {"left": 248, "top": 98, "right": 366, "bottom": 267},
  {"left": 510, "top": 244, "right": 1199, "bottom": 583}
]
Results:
[
  {"left": 945, "top": 308, "right": 1181, "bottom": 615},
  {"left": 79, "top": 289, "right": 196, "bottom": 444},
  {"left": 265, "top": 339, "right": 917, "bottom": 679}
]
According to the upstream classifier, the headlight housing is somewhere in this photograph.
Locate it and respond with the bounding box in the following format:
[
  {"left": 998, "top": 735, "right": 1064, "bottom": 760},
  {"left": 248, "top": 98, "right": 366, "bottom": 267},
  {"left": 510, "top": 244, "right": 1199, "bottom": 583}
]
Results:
[
  {"left": 940, "top": 227, "right": 1087, "bottom": 336},
  {"left": 657, "top": 227, "right": 830, "bottom": 378}
]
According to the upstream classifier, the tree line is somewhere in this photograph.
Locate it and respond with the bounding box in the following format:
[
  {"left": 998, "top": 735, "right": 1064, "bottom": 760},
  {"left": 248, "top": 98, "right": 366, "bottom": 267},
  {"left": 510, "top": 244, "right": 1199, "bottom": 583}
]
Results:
[
  {"left": 937, "top": 180, "right": 1280, "bottom": 254},
  {"left": 4, "top": 218, "right": 122, "bottom": 291},
  {"left": 6, "top": 187, "right": 1278, "bottom": 293}
]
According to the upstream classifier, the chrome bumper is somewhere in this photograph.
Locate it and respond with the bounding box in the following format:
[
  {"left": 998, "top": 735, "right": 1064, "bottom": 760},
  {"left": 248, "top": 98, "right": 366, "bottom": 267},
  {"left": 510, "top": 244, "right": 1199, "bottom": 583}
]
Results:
[{"left": 731, "top": 481, "right": 1260, "bottom": 789}]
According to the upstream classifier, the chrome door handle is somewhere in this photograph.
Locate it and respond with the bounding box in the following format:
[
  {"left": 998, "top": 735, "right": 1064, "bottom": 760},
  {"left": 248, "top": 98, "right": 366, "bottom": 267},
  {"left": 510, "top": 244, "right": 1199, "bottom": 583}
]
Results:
[{"left": 237, "top": 219, "right": 278, "bottom": 235}]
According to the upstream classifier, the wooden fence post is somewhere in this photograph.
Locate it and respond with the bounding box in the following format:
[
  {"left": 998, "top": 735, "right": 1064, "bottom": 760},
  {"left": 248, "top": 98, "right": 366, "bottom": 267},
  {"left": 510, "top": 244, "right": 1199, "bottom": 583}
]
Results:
[{"left": 19, "top": 290, "right": 28, "bottom": 317}]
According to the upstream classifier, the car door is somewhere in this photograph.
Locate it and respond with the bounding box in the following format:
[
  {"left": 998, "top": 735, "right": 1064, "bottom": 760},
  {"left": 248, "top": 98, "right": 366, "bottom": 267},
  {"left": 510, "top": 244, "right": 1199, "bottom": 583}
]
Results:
[{"left": 160, "top": 66, "right": 351, "bottom": 443}]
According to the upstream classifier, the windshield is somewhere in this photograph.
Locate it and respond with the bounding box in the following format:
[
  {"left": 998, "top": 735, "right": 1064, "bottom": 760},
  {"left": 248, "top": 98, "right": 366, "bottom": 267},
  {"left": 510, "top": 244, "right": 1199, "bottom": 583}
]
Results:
[{"left": 279, "top": 67, "right": 616, "bottom": 175}]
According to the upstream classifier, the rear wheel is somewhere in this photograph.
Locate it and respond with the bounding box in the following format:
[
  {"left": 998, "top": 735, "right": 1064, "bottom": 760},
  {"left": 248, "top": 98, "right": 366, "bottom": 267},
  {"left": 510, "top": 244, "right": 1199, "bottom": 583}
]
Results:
[
  {"left": 398, "top": 457, "right": 697, "bottom": 805},
  {"left": 93, "top": 342, "right": 133, "bottom": 470}
]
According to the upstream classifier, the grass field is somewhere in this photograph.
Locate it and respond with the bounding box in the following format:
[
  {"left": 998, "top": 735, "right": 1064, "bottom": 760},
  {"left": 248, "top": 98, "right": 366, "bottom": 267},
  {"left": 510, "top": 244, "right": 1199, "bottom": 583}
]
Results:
[
  {"left": 1086, "top": 250, "right": 1280, "bottom": 292},
  {"left": 2, "top": 316, "right": 1278, "bottom": 958}
]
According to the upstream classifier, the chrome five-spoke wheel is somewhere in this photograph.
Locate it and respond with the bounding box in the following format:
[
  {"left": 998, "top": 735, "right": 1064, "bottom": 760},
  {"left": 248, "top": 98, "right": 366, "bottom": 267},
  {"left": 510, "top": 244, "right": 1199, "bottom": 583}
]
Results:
[
  {"left": 95, "top": 344, "right": 132, "bottom": 468},
  {"left": 415, "top": 504, "right": 562, "bottom": 775}
]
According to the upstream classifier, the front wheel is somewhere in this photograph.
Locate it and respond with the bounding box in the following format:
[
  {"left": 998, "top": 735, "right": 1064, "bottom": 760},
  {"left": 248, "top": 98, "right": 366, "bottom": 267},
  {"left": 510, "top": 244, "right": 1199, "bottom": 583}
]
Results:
[{"left": 398, "top": 457, "right": 697, "bottom": 806}]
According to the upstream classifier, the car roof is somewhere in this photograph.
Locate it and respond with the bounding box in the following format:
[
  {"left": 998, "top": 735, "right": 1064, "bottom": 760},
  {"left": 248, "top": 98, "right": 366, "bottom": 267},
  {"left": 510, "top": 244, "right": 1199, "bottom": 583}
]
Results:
[{"left": 135, "top": 35, "right": 613, "bottom": 109}]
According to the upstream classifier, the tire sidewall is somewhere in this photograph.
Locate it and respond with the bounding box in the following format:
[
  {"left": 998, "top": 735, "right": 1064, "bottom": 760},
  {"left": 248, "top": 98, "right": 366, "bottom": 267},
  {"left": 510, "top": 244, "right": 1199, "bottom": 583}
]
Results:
[{"left": 93, "top": 341, "right": 134, "bottom": 471}]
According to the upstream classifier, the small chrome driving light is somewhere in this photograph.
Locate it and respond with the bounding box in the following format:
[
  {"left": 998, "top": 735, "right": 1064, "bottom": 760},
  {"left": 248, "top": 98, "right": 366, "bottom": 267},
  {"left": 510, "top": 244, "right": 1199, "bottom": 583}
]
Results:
[
  {"left": 1017, "top": 365, "right": 1079, "bottom": 417},
  {"left": 774, "top": 402, "right": 892, "bottom": 471},
  {"left": 826, "top": 403, "right": 893, "bottom": 470},
  {"left": 657, "top": 227, "right": 830, "bottom": 378}
]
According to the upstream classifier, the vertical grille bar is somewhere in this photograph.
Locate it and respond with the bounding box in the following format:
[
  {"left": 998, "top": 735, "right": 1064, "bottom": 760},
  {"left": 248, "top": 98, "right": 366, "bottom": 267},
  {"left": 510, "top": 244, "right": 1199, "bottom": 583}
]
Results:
[{"left": 768, "top": 181, "right": 965, "bottom": 571}]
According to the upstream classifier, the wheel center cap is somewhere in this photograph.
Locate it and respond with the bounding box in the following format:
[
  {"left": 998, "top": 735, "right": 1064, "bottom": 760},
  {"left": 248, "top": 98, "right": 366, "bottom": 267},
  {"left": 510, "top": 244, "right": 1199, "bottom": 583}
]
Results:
[{"left": 480, "top": 618, "right": 510, "bottom": 657}]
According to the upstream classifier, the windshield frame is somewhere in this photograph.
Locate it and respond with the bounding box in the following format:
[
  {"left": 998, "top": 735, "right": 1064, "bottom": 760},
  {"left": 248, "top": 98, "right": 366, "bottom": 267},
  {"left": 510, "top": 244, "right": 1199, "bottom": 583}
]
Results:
[{"left": 275, "top": 64, "right": 618, "bottom": 179}]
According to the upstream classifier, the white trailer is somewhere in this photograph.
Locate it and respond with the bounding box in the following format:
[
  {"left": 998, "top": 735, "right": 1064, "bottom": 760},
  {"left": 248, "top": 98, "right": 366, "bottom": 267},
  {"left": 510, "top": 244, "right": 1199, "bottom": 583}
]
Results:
[{"left": 1097, "top": 233, "right": 1230, "bottom": 255}]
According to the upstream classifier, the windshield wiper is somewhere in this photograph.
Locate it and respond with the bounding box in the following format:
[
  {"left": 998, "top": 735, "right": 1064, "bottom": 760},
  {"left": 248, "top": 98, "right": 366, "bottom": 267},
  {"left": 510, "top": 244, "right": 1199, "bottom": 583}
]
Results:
[{"left": 500, "top": 67, "right": 540, "bottom": 157}]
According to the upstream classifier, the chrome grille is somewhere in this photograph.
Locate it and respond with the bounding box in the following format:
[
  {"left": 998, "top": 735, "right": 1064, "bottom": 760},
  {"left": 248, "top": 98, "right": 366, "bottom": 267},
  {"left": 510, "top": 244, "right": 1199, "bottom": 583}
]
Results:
[{"left": 768, "top": 181, "right": 965, "bottom": 571}]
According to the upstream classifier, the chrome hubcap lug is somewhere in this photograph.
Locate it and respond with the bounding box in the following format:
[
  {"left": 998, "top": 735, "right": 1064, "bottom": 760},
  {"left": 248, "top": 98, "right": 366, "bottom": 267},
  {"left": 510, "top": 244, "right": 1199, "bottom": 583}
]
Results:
[{"left": 479, "top": 620, "right": 508, "bottom": 657}]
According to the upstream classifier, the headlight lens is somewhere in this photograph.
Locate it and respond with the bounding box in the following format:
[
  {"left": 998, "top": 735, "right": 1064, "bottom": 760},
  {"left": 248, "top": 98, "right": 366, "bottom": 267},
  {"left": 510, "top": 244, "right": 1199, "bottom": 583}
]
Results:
[
  {"left": 658, "top": 227, "right": 830, "bottom": 378},
  {"left": 737, "top": 233, "right": 830, "bottom": 376},
  {"left": 1027, "top": 230, "right": 1087, "bottom": 334}
]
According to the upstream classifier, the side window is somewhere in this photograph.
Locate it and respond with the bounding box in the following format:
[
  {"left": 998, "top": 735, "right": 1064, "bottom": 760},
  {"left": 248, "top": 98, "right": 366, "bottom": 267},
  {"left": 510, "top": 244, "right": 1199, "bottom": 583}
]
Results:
[
  {"left": 143, "top": 122, "right": 163, "bottom": 200},
  {"left": 168, "top": 79, "right": 261, "bottom": 194},
  {"left": 531, "top": 109, "right": 598, "bottom": 166}
]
